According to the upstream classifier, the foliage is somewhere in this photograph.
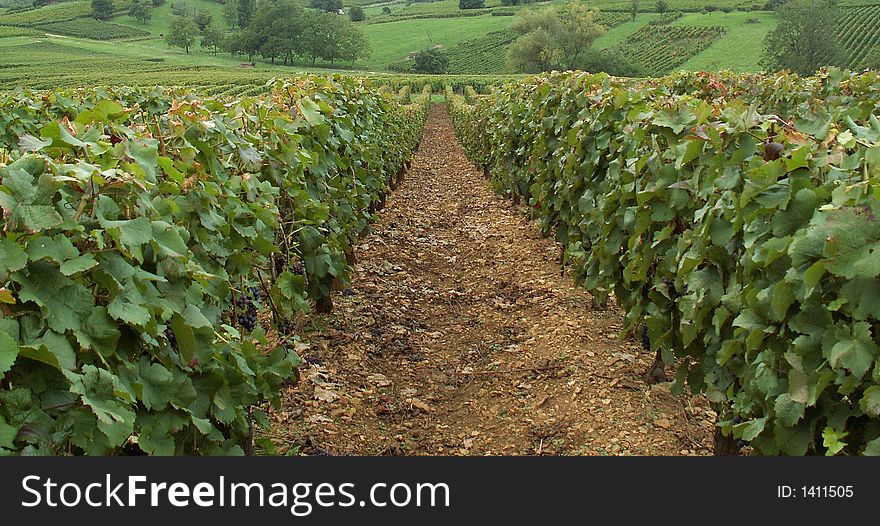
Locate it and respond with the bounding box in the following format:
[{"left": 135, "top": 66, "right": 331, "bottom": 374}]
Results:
[
  {"left": 171, "top": 0, "right": 188, "bottom": 16},
  {"left": 223, "top": 0, "right": 239, "bottom": 28},
  {"left": 448, "top": 68, "right": 880, "bottom": 455},
  {"left": 91, "top": 0, "right": 113, "bottom": 20},
  {"left": 444, "top": 30, "right": 515, "bottom": 74},
  {"left": 226, "top": 1, "right": 370, "bottom": 66},
  {"left": 761, "top": 0, "right": 844, "bottom": 76},
  {"left": 655, "top": 0, "right": 667, "bottom": 13},
  {"left": 194, "top": 8, "right": 213, "bottom": 31},
  {"left": 412, "top": 46, "right": 449, "bottom": 73},
  {"left": 129, "top": 0, "right": 151, "bottom": 24},
  {"left": 608, "top": 24, "right": 727, "bottom": 76},
  {"left": 836, "top": 6, "right": 880, "bottom": 70},
  {"left": 237, "top": 0, "right": 254, "bottom": 28},
  {"left": 0, "top": 76, "right": 430, "bottom": 455},
  {"left": 166, "top": 14, "right": 198, "bottom": 53},
  {"left": 310, "top": 0, "right": 342, "bottom": 12},
  {"left": 506, "top": 4, "right": 605, "bottom": 72},
  {"left": 350, "top": 5, "right": 365, "bottom": 21},
  {"left": 459, "top": 0, "right": 484, "bottom": 9},
  {"left": 36, "top": 19, "right": 151, "bottom": 39},
  {"left": 200, "top": 22, "right": 224, "bottom": 53}
]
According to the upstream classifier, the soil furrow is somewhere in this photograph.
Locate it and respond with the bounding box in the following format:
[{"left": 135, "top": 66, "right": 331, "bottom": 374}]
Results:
[{"left": 274, "top": 104, "right": 714, "bottom": 456}]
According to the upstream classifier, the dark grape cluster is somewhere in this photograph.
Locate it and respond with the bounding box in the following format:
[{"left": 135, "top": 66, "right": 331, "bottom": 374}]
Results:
[
  {"left": 278, "top": 319, "right": 294, "bottom": 335},
  {"left": 273, "top": 253, "right": 285, "bottom": 275},
  {"left": 235, "top": 287, "right": 261, "bottom": 332},
  {"left": 640, "top": 325, "right": 651, "bottom": 351},
  {"left": 164, "top": 326, "right": 176, "bottom": 348},
  {"left": 290, "top": 260, "right": 306, "bottom": 276}
]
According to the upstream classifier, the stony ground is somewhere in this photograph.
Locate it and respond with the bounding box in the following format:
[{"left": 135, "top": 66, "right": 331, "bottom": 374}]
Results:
[{"left": 267, "top": 105, "right": 715, "bottom": 456}]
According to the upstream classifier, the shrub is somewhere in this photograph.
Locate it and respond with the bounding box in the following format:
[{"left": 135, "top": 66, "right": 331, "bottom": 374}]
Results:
[
  {"left": 412, "top": 47, "right": 449, "bottom": 73},
  {"left": 459, "top": 0, "right": 484, "bottom": 9}
]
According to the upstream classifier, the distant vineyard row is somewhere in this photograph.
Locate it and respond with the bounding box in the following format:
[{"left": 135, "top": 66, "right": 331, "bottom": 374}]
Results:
[{"left": 449, "top": 69, "right": 880, "bottom": 455}]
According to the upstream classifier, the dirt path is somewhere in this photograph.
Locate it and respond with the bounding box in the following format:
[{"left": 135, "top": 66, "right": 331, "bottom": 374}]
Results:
[{"left": 271, "top": 105, "right": 714, "bottom": 456}]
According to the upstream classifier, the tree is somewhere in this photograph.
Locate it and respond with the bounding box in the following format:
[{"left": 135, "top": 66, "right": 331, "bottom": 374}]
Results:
[
  {"left": 91, "top": 0, "right": 113, "bottom": 20},
  {"left": 720, "top": 5, "right": 733, "bottom": 13},
  {"left": 310, "top": 0, "right": 342, "bottom": 12},
  {"left": 339, "top": 19, "right": 371, "bottom": 65},
  {"left": 381, "top": 6, "right": 391, "bottom": 14},
  {"left": 223, "top": 0, "right": 239, "bottom": 28},
  {"left": 166, "top": 15, "right": 198, "bottom": 54},
  {"left": 171, "top": 0, "right": 187, "bottom": 16},
  {"left": 506, "top": 4, "right": 605, "bottom": 73},
  {"left": 655, "top": 0, "right": 667, "bottom": 14},
  {"left": 760, "top": 0, "right": 843, "bottom": 75},
  {"left": 200, "top": 22, "right": 224, "bottom": 54},
  {"left": 412, "top": 47, "right": 448, "bottom": 73},
  {"left": 459, "top": 0, "right": 484, "bottom": 9},
  {"left": 238, "top": 0, "right": 255, "bottom": 28},
  {"left": 129, "top": 0, "right": 151, "bottom": 24},
  {"left": 194, "top": 9, "right": 213, "bottom": 31},
  {"left": 630, "top": 0, "right": 637, "bottom": 21},
  {"left": 349, "top": 5, "right": 365, "bottom": 21},
  {"left": 152, "top": 0, "right": 165, "bottom": 6}
]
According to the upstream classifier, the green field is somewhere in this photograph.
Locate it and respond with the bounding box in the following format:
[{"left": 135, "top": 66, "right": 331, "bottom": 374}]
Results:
[{"left": 360, "top": 14, "right": 513, "bottom": 70}]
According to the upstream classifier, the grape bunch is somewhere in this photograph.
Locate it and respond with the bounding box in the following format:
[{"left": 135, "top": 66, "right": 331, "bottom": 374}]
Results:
[
  {"left": 278, "top": 319, "right": 294, "bottom": 335},
  {"left": 640, "top": 325, "right": 651, "bottom": 351},
  {"left": 235, "top": 287, "right": 261, "bottom": 332},
  {"left": 290, "top": 259, "right": 306, "bottom": 276},
  {"left": 273, "top": 253, "right": 285, "bottom": 276},
  {"left": 164, "top": 326, "right": 176, "bottom": 348}
]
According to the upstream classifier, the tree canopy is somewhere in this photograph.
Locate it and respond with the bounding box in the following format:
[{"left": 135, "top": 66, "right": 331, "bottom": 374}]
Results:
[
  {"left": 506, "top": 4, "right": 605, "bottom": 73},
  {"left": 760, "top": 0, "right": 843, "bottom": 75}
]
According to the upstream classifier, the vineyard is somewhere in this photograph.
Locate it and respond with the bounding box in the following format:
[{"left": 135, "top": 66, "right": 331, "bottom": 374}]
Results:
[
  {"left": 35, "top": 19, "right": 151, "bottom": 41},
  {"left": 837, "top": 6, "right": 880, "bottom": 69},
  {"left": 610, "top": 25, "right": 728, "bottom": 76},
  {"left": 448, "top": 69, "right": 880, "bottom": 455},
  {"left": 0, "top": 76, "right": 430, "bottom": 454}
]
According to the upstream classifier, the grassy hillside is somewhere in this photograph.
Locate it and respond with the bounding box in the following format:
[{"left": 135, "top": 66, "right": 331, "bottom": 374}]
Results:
[
  {"left": 673, "top": 10, "right": 775, "bottom": 72},
  {"left": 0, "top": 0, "right": 876, "bottom": 86},
  {"left": 360, "top": 14, "right": 513, "bottom": 70}
]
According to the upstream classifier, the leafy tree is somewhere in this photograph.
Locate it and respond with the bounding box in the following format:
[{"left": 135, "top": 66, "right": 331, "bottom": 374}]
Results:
[
  {"left": 630, "top": 0, "right": 637, "bottom": 21},
  {"left": 129, "top": 0, "right": 151, "bottom": 24},
  {"left": 720, "top": 5, "right": 733, "bottom": 12},
  {"left": 760, "top": 0, "right": 843, "bottom": 75},
  {"left": 381, "top": 6, "right": 391, "bottom": 14},
  {"left": 201, "top": 22, "right": 224, "bottom": 54},
  {"left": 223, "top": 0, "right": 239, "bottom": 28},
  {"left": 339, "top": 19, "right": 371, "bottom": 64},
  {"left": 459, "top": 0, "right": 484, "bottom": 9},
  {"left": 349, "top": 5, "right": 365, "bottom": 21},
  {"left": 412, "top": 46, "right": 448, "bottom": 73},
  {"left": 705, "top": 4, "right": 716, "bottom": 13},
  {"left": 506, "top": 4, "right": 605, "bottom": 72},
  {"left": 655, "top": 0, "right": 667, "bottom": 14},
  {"left": 310, "top": 0, "right": 342, "bottom": 12},
  {"left": 238, "top": 0, "right": 255, "bottom": 28},
  {"left": 91, "top": 0, "right": 113, "bottom": 20},
  {"left": 152, "top": 0, "right": 165, "bottom": 6},
  {"left": 171, "top": 0, "right": 187, "bottom": 16},
  {"left": 195, "top": 9, "right": 213, "bottom": 31},
  {"left": 166, "top": 15, "right": 199, "bottom": 54}
]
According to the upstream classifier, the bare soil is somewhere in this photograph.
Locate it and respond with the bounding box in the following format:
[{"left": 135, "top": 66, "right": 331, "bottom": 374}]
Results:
[{"left": 268, "top": 105, "right": 715, "bottom": 456}]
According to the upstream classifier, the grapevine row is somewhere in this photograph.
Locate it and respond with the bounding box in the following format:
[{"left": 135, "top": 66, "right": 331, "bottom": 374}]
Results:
[{"left": 448, "top": 69, "right": 880, "bottom": 455}]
